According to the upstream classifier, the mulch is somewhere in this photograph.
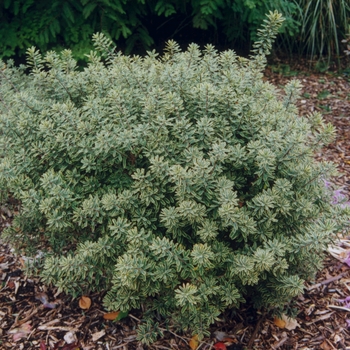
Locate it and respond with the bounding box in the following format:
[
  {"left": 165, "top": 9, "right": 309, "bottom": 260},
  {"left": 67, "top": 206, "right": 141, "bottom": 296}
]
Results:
[{"left": 1, "top": 65, "right": 350, "bottom": 350}]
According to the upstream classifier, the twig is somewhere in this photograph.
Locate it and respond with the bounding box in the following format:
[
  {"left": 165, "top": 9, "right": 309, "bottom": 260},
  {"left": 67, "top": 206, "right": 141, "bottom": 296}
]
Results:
[
  {"left": 246, "top": 312, "right": 266, "bottom": 349},
  {"left": 298, "top": 327, "right": 317, "bottom": 336},
  {"left": 272, "top": 335, "right": 288, "bottom": 349},
  {"left": 159, "top": 328, "right": 189, "bottom": 345},
  {"left": 128, "top": 313, "right": 141, "bottom": 322},
  {"left": 111, "top": 342, "right": 128, "bottom": 349},
  {"left": 328, "top": 305, "right": 350, "bottom": 312},
  {"left": 325, "top": 337, "right": 337, "bottom": 350},
  {"left": 38, "top": 325, "right": 79, "bottom": 331},
  {"left": 13, "top": 307, "right": 39, "bottom": 327},
  {"left": 307, "top": 272, "right": 346, "bottom": 290}
]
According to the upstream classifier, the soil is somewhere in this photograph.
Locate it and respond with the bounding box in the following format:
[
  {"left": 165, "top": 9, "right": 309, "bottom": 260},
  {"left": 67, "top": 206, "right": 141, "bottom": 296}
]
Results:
[{"left": 1, "top": 66, "right": 350, "bottom": 350}]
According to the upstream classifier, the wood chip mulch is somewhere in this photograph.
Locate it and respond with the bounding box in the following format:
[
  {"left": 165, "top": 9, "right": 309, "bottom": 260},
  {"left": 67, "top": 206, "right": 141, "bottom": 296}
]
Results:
[{"left": 1, "top": 67, "right": 350, "bottom": 350}]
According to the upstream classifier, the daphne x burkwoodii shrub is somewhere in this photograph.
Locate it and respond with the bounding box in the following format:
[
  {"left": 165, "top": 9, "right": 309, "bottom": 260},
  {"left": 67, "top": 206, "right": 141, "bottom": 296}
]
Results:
[{"left": 0, "top": 11, "right": 348, "bottom": 342}]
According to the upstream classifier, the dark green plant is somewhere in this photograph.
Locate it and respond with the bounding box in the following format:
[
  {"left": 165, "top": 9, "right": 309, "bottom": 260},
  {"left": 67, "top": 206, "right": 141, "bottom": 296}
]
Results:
[
  {"left": 0, "top": 11, "right": 349, "bottom": 342},
  {"left": 0, "top": 0, "right": 299, "bottom": 60}
]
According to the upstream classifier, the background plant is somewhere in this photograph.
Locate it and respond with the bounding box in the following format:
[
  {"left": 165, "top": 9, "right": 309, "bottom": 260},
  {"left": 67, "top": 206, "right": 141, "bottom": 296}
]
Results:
[
  {"left": 0, "top": 11, "right": 349, "bottom": 342},
  {"left": 297, "top": 0, "right": 350, "bottom": 64},
  {"left": 0, "top": 0, "right": 300, "bottom": 61}
]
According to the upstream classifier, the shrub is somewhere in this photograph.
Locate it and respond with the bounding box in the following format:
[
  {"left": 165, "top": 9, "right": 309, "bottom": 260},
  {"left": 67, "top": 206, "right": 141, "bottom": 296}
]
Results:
[{"left": 0, "top": 11, "right": 348, "bottom": 341}]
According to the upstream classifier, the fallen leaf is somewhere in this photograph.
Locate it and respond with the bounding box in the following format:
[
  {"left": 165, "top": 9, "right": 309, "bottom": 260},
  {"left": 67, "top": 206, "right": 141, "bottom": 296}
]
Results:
[
  {"left": 214, "top": 331, "right": 227, "bottom": 341},
  {"left": 274, "top": 316, "right": 286, "bottom": 329},
  {"left": 64, "top": 331, "right": 77, "bottom": 344},
  {"left": 320, "top": 340, "right": 332, "bottom": 350},
  {"left": 103, "top": 311, "right": 120, "bottom": 320},
  {"left": 40, "top": 341, "right": 47, "bottom": 350},
  {"left": 8, "top": 323, "right": 32, "bottom": 342},
  {"left": 282, "top": 314, "right": 299, "bottom": 330},
  {"left": 7, "top": 280, "right": 15, "bottom": 289},
  {"left": 274, "top": 314, "right": 299, "bottom": 330},
  {"left": 79, "top": 296, "right": 91, "bottom": 310},
  {"left": 103, "top": 310, "right": 128, "bottom": 321},
  {"left": 91, "top": 329, "right": 106, "bottom": 342},
  {"left": 213, "top": 342, "right": 227, "bottom": 350},
  {"left": 36, "top": 292, "right": 57, "bottom": 309},
  {"left": 189, "top": 335, "right": 199, "bottom": 350}
]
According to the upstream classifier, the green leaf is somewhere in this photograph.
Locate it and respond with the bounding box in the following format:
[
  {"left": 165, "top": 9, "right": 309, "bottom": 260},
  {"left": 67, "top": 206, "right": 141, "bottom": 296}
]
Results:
[
  {"left": 4, "top": 0, "right": 12, "bottom": 9},
  {"left": 115, "top": 310, "right": 129, "bottom": 321},
  {"left": 63, "top": 2, "right": 75, "bottom": 23},
  {"left": 82, "top": 2, "right": 97, "bottom": 18}
]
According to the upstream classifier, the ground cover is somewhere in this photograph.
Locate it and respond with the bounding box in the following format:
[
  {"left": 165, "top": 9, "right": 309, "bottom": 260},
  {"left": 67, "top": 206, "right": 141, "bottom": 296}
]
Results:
[{"left": 0, "top": 67, "right": 350, "bottom": 350}]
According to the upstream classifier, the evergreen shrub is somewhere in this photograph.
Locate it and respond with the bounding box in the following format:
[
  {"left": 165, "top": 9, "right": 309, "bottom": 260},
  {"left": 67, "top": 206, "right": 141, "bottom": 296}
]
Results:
[{"left": 0, "top": 11, "right": 348, "bottom": 342}]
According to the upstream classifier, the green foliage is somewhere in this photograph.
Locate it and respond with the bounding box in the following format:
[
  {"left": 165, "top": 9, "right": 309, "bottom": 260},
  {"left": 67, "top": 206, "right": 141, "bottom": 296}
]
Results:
[
  {"left": 0, "top": 0, "right": 299, "bottom": 60},
  {"left": 296, "top": 0, "right": 350, "bottom": 63},
  {"left": 1, "top": 11, "right": 349, "bottom": 342}
]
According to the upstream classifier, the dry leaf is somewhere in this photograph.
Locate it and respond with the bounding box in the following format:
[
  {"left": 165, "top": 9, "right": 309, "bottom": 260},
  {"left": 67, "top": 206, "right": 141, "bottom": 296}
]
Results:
[
  {"left": 103, "top": 311, "right": 120, "bottom": 320},
  {"left": 9, "top": 322, "right": 32, "bottom": 342},
  {"left": 79, "top": 296, "right": 91, "bottom": 310},
  {"left": 320, "top": 340, "right": 332, "bottom": 350},
  {"left": 103, "top": 310, "right": 128, "bottom": 321},
  {"left": 36, "top": 292, "right": 57, "bottom": 309},
  {"left": 274, "top": 314, "right": 299, "bottom": 330},
  {"left": 213, "top": 342, "right": 227, "bottom": 350},
  {"left": 274, "top": 316, "right": 286, "bottom": 329},
  {"left": 91, "top": 329, "right": 106, "bottom": 342},
  {"left": 7, "top": 280, "right": 15, "bottom": 289},
  {"left": 189, "top": 335, "right": 199, "bottom": 350},
  {"left": 64, "top": 331, "right": 77, "bottom": 344},
  {"left": 214, "top": 331, "right": 227, "bottom": 341},
  {"left": 282, "top": 314, "right": 299, "bottom": 330}
]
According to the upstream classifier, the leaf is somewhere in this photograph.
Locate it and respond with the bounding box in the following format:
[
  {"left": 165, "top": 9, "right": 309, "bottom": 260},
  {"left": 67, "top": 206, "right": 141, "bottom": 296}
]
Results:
[
  {"left": 115, "top": 310, "right": 129, "bottom": 321},
  {"left": 214, "top": 330, "right": 227, "bottom": 341},
  {"left": 103, "top": 311, "right": 120, "bottom": 320},
  {"left": 36, "top": 292, "right": 57, "bottom": 309},
  {"left": 103, "top": 310, "right": 128, "bottom": 321},
  {"left": 320, "top": 340, "right": 333, "bottom": 350},
  {"left": 282, "top": 314, "right": 299, "bottom": 330},
  {"left": 82, "top": 2, "right": 97, "bottom": 18},
  {"left": 64, "top": 331, "right": 77, "bottom": 344},
  {"left": 9, "top": 322, "right": 32, "bottom": 341},
  {"left": 274, "top": 314, "right": 299, "bottom": 330},
  {"left": 40, "top": 341, "right": 47, "bottom": 350},
  {"left": 189, "top": 335, "right": 199, "bottom": 350},
  {"left": 213, "top": 342, "right": 227, "bottom": 350},
  {"left": 78, "top": 296, "right": 91, "bottom": 310},
  {"left": 274, "top": 316, "right": 286, "bottom": 328}
]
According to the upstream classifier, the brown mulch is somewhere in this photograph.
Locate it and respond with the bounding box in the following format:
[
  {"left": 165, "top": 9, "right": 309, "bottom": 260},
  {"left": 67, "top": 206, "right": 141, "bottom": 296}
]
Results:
[{"left": 1, "top": 67, "right": 350, "bottom": 350}]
